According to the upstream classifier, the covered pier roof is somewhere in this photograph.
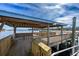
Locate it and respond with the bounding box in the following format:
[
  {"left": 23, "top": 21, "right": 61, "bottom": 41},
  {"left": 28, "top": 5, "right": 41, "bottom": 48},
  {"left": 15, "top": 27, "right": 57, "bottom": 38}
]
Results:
[{"left": 0, "top": 3, "right": 67, "bottom": 28}]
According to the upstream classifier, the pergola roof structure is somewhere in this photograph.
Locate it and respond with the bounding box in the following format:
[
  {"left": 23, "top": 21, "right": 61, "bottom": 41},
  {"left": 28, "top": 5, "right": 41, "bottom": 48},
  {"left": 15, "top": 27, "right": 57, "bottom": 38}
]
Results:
[{"left": 0, "top": 4, "right": 67, "bottom": 28}]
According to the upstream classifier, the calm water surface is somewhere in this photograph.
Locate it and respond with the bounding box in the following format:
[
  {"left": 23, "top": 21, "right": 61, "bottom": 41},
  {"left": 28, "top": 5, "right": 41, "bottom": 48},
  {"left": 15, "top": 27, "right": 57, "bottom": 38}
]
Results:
[{"left": 0, "top": 30, "right": 39, "bottom": 40}]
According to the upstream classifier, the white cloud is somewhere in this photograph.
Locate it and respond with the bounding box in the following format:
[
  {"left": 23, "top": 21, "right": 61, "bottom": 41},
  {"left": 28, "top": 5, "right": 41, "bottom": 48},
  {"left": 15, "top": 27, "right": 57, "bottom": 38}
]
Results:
[
  {"left": 41, "top": 4, "right": 66, "bottom": 20},
  {"left": 44, "top": 4, "right": 62, "bottom": 9},
  {"left": 55, "top": 13, "right": 79, "bottom": 27}
]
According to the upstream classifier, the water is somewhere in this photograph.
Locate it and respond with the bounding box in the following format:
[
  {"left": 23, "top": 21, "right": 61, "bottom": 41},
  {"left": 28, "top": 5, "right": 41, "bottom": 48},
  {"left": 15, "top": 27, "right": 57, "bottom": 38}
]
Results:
[
  {"left": 0, "top": 30, "right": 39, "bottom": 40},
  {"left": 0, "top": 31, "right": 13, "bottom": 40}
]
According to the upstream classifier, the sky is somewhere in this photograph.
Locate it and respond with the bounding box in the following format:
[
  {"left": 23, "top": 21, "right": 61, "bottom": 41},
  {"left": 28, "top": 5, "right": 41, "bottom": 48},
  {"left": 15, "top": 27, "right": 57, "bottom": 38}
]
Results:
[{"left": 0, "top": 3, "right": 79, "bottom": 29}]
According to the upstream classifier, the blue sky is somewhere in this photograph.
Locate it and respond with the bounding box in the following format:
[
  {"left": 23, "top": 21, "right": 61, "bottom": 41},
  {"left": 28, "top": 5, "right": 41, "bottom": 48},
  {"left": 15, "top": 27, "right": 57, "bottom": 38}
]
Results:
[{"left": 0, "top": 3, "right": 79, "bottom": 29}]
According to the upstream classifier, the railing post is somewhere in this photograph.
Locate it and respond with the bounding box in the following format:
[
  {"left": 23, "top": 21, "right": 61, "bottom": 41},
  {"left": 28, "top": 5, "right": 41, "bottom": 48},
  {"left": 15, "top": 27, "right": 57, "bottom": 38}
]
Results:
[
  {"left": 31, "top": 27, "right": 34, "bottom": 50},
  {"left": 39, "top": 28, "right": 43, "bottom": 42},
  {"left": 61, "top": 26, "right": 63, "bottom": 43},
  {"left": 47, "top": 25, "right": 50, "bottom": 46},
  {"left": 77, "top": 38, "right": 79, "bottom": 50},
  {"left": 13, "top": 26, "right": 16, "bottom": 39},
  {"left": 32, "top": 27, "right": 33, "bottom": 39},
  {"left": 57, "top": 44, "right": 59, "bottom": 51},
  {"left": 0, "top": 23, "right": 5, "bottom": 30},
  {"left": 65, "top": 34, "right": 68, "bottom": 48}
]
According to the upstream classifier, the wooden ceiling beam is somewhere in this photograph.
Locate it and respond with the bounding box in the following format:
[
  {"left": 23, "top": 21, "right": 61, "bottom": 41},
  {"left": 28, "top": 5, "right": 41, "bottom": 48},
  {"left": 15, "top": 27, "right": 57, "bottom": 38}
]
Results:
[{"left": 0, "top": 16, "right": 48, "bottom": 28}]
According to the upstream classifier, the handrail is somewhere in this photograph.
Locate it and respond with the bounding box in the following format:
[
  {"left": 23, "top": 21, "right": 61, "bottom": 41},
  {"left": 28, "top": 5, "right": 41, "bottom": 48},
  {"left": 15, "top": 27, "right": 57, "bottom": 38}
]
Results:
[
  {"left": 33, "top": 33, "right": 71, "bottom": 37},
  {"left": 51, "top": 45, "right": 79, "bottom": 56},
  {"left": 49, "top": 39, "right": 71, "bottom": 47},
  {"left": 33, "top": 34, "right": 72, "bottom": 47},
  {"left": 50, "top": 37, "right": 71, "bottom": 45},
  {"left": 71, "top": 50, "right": 79, "bottom": 56}
]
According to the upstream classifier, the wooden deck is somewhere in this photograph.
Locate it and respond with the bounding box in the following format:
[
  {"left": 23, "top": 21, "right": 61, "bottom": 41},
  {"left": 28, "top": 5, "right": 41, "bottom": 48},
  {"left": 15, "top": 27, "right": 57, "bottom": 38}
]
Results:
[
  {"left": 33, "top": 32, "right": 71, "bottom": 47},
  {"left": 0, "top": 31, "right": 73, "bottom": 56},
  {"left": 41, "top": 34, "right": 71, "bottom": 47},
  {"left": 7, "top": 33, "right": 33, "bottom": 56}
]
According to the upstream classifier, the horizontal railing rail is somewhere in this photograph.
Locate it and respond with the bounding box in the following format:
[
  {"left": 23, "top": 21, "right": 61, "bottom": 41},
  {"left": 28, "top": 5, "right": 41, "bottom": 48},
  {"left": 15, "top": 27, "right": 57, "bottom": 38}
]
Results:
[
  {"left": 71, "top": 50, "right": 79, "bottom": 56},
  {"left": 51, "top": 45, "right": 79, "bottom": 56}
]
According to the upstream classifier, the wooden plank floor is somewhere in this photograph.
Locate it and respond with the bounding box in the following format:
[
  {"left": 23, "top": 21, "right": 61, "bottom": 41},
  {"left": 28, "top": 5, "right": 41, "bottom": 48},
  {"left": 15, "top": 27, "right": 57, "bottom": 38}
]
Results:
[
  {"left": 7, "top": 42, "right": 26, "bottom": 56},
  {"left": 41, "top": 34, "right": 71, "bottom": 47},
  {"left": 7, "top": 38, "right": 28, "bottom": 56}
]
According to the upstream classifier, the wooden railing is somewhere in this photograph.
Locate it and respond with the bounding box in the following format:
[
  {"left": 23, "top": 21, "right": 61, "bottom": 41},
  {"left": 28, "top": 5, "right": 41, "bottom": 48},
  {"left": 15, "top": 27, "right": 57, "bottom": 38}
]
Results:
[
  {"left": 32, "top": 40, "right": 51, "bottom": 56},
  {"left": 0, "top": 35, "right": 13, "bottom": 56}
]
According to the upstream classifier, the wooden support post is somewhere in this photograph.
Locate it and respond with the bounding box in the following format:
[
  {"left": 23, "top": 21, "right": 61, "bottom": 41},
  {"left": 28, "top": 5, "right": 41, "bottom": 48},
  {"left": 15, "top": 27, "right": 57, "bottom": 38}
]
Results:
[
  {"left": 0, "top": 23, "right": 5, "bottom": 30},
  {"left": 31, "top": 27, "right": 33, "bottom": 50},
  {"left": 40, "top": 29, "right": 42, "bottom": 41},
  {"left": 72, "top": 17, "right": 76, "bottom": 54},
  {"left": 13, "top": 26, "right": 16, "bottom": 39},
  {"left": 61, "top": 26, "right": 63, "bottom": 43},
  {"left": 32, "top": 27, "right": 33, "bottom": 40},
  {"left": 65, "top": 36, "right": 68, "bottom": 48},
  {"left": 39, "top": 29, "right": 41, "bottom": 41},
  {"left": 47, "top": 25, "right": 50, "bottom": 46},
  {"left": 39, "top": 28, "right": 43, "bottom": 42}
]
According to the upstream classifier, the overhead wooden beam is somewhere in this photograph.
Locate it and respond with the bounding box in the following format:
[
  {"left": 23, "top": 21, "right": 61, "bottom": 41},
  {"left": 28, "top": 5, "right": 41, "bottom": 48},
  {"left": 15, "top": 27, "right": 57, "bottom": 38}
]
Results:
[
  {"left": 0, "top": 16, "right": 65, "bottom": 28},
  {"left": 0, "top": 16, "right": 48, "bottom": 28},
  {"left": 6, "top": 21, "right": 47, "bottom": 28},
  {"left": 3, "top": 16, "right": 48, "bottom": 26}
]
